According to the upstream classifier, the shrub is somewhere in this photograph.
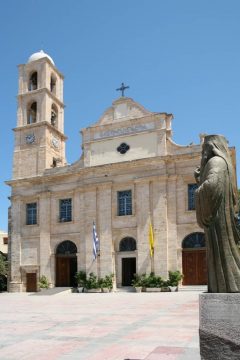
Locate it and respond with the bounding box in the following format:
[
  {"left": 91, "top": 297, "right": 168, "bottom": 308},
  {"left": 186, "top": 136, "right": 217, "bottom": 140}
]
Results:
[
  {"left": 38, "top": 275, "right": 50, "bottom": 289},
  {"left": 99, "top": 274, "right": 114, "bottom": 290},
  {"left": 75, "top": 271, "right": 87, "bottom": 287},
  {"left": 168, "top": 270, "right": 183, "bottom": 286},
  {"left": 85, "top": 272, "right": 100, "bottom": 289}
]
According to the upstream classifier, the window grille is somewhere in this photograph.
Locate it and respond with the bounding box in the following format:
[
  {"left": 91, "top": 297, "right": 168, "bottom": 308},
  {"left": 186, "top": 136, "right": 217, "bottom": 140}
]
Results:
[
  {"left": 119, "top": 237, "right": 136, "bottom": 251},
  {"left": 59, "top": 199, "right": 72, "bottom": 222},
  {"left": 56, "top": 240, "right": 77, "bottom": 254},
  {"left": 188, "top": 184, "right": 198, "bottom": 210},
  {"left": 26, "top": 203, "right": 37, "bottom": 225},
  {"left": 182, "top": 232, "right": 205, "bottom": 248},
  {"left": 118, "top": 190, "right": 132, "bottom": 216}
]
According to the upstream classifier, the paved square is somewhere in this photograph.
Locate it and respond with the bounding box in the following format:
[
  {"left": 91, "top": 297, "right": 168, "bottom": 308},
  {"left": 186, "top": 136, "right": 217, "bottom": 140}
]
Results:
[{"left": 0, "top": 291, "right": 201, "bottom": 359}]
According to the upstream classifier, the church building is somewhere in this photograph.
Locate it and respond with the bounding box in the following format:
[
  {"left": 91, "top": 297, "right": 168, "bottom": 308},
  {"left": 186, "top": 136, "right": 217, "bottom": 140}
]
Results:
[{"left": 7, "top": 51, "right": 211, "bottom": 292}]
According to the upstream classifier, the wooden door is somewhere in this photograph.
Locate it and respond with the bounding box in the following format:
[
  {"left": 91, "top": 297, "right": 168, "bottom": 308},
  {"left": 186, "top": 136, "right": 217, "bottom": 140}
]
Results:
[
  {"left": 26, "top": 273, "right": 37, "bottom": 292},
  {"left": 182, "top": 249, "right": 207, "bottom": 285},
  {"left": 56, "top": 256, "right": 77, "bottom": 287},
  {"left": 56, "top": 257, "right": 70, "bottom": 286},
  {"left": 122, "top": 258, "right": 136, "bottom": 286}
]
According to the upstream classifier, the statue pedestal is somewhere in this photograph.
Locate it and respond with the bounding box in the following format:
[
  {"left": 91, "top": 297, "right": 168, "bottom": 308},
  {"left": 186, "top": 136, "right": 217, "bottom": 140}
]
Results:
[{"left": 199, "top": 293, "right": 240, "bottom": 360}]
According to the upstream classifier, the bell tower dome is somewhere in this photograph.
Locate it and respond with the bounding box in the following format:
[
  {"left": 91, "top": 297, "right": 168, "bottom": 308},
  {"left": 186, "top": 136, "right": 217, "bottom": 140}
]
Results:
[{"left": 13, "top": 51, "right": 67, "bottom": 179}]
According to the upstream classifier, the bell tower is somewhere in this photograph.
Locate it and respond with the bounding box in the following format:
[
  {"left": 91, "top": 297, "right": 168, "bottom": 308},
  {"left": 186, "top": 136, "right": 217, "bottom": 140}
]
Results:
[{"left": 13, "top": 50, "right": 67, "bottom": 179}]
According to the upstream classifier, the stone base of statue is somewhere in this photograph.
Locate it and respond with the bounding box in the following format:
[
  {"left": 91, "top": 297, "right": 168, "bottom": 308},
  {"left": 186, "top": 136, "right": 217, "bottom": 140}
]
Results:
[{"left": 199, "top": 293, "right": 240, "bottom": 360}]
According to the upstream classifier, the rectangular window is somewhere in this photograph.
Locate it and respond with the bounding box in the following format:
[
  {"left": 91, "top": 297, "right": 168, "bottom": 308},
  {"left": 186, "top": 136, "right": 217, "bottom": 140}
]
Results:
[
  {"left": 118, "top": 190, "right": 132, "bottom": 216},
  {"left": 3, "top": 237, "right": 8, "bottom": 245},
  {"left": 188, "top": 184, "right": 198, "bottom": 210},
  {"left": 59, "top": 198, "right": 72, "bottom": 222},
  {"left": 26, "top": 203, "right": 37, "bottom": 225}
]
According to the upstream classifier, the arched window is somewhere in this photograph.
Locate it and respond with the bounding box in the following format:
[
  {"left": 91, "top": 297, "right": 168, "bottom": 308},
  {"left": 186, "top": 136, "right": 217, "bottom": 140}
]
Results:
[
  {"left": 27, "top": 102, "right": 37, "bottom": 124},
  {"left": 28, "top": 72, "right": 38, "bottom": 91},
  {"left": 51, "top": 104, "right": 58, "bottom": 126},
  {"left": 182, "top": 232, "right": 205, "bottom": 249},
  {"left": 50, "top": 75, "right": 57, "bottom": 94},
  {"left": 119, "top": 237, "right": 137, "bottom": 251},
  {"left": 56, "top": 240, "right": 77, "bottom": 255}
]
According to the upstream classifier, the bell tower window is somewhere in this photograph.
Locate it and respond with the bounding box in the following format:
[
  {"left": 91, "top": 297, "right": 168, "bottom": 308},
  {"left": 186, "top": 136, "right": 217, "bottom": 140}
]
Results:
[
  {"left": 50, "top": 75, "right": 57, "bottom": 94},
  {"left": 27, "top": 102, "right": 37, "bottom": 124},
  {"left": 28, "top": 72, "right": 38, "bottom": 91},
  {"left": 51, "top": 104, "right": 58, "bottom": 126}
]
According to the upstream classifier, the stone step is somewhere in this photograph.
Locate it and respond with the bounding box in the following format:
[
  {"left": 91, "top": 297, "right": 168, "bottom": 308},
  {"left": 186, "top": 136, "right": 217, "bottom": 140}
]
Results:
[
  {"left": 178, "top": 285, "right": 207, "bottom": 292},
  {"left": 115, "top": 286, "right": 135, "bottom": 293},
  {"left": 35, "top": 287, "right": 72, "bottom": 295}
]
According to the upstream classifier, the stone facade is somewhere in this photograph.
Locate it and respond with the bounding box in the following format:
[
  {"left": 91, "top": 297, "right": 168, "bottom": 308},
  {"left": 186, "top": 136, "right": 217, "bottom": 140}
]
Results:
[
  {"left": 8, "top": 51, "right": 235, "bottom": 292},
  {"left": 0, "top": 230, "right": 8, "bottom": 255}
]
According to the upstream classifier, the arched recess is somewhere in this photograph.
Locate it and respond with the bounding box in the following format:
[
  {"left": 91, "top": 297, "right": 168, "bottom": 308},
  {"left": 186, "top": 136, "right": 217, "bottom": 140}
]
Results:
[
  {"left": 50, "top": 74, "right": 57, "bottom": 94},
  {"left": 119, "top": 237, "right": 137, "bottom": 286},
  {"left": 28, "top": 71, "right": 38, "bottom": 91},
  {"left": 56, "top": 240, "right": 77, "bottom": 287},
  {"left": 51, "top": 103, "right": 58, "bottom": 127},
  {"left": 27, "top": 102, "right": 37, "bottom": 124},
  {"left": 119, "top": 237, "right": 137, "bottom": 251},
  {"left": 182, "top": 232, "right": 207, "bottom": 285}
]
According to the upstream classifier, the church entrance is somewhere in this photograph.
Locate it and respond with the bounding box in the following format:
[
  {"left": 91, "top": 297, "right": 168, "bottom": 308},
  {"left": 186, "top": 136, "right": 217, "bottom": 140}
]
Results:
[
  {"left": 182, "top": 233, "right": 207, "bottom": 285},
  {"left": 122, "top": 258, "right": 136, "bottom": 286},
  {"left": 56, "top": 241, "right": 77, "bottom": 287}
]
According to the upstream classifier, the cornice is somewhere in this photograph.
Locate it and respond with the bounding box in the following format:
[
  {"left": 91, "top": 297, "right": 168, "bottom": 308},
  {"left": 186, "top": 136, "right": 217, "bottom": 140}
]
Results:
[
  {"left": 17, "top": 88, "right": 65, "bottom": 108},
  {"left": 6, "top": 152, "right": 201, "bottom": 188},
  {"left": 13, "top": 121, "right": 67, "bottom": 141}
]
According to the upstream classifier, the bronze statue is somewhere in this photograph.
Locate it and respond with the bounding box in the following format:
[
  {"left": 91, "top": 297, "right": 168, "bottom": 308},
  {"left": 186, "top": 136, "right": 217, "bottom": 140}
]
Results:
[{"left": 195, "top": 135, "right": 240, "bottom": 292}]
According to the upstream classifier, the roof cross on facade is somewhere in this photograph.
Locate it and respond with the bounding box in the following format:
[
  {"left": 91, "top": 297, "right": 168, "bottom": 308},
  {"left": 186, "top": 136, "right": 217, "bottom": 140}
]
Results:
[{"left": 116, "top": 82, "right": 129, "bottom": 97}]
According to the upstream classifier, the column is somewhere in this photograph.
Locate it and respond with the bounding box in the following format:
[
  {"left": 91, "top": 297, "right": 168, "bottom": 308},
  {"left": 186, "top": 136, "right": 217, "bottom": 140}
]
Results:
[
  {"left": 152, "top": 177, "right": 168, "bottom": 278},
  {"left": 9, "top": 196, "right": 22, "bottom": 292},
  {"left": 97, "top": 183, "right": 113, "bottom": 278},
  {"left": 135, "top": 180, "right": 151, "bottom": 274},
  {"left": 39, "top": 192, "right": 52, "bottom": 284}
]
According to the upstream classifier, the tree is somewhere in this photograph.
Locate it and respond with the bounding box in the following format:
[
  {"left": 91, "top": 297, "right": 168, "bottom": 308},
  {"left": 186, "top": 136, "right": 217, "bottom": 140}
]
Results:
[{"left": 0, "top": 253, "right": 7, "bottom": 291}]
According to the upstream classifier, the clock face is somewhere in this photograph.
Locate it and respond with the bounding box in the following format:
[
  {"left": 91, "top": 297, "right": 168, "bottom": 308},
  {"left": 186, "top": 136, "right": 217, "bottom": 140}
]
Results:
[
  {"left": 52, "top": 137, "right": 59, "bottom": 149},
  {"left": 25, "top": 133, "right": 35, "bottom": 144}
]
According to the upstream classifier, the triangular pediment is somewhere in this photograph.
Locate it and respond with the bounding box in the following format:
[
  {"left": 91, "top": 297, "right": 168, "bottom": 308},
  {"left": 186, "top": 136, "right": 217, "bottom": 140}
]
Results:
[{"left": 96, "top": 97, "right": 153, "bottom": 125}]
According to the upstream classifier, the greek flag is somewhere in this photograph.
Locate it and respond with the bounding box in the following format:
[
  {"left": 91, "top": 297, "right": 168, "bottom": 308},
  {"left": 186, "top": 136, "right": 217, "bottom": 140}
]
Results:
[{"left": 93, "top": 222, "right": 100, "bottom": 260}]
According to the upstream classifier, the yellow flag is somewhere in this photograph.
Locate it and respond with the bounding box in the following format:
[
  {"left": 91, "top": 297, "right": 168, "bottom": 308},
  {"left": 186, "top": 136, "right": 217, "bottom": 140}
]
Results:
[{"left": 149, "top": 220, "right": 154, "bottom": 257}]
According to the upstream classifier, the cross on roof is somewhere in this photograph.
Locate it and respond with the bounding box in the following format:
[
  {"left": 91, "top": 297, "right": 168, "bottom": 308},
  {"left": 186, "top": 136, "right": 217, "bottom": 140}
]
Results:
[{"left": 116, "top": 82, "right": 130, "bottom": 97}]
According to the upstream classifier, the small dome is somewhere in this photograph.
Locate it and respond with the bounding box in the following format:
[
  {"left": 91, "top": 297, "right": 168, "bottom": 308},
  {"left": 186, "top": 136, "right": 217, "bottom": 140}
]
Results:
[{"left": 27, "top": 50, "right": 55, "bottom": 65}]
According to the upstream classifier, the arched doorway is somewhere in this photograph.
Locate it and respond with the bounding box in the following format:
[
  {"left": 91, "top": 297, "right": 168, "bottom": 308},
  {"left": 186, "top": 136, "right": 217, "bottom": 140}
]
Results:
[
  {"left": 119, "top": 237, "right": 136, "bottom": 286},
  {"left": 56, "top": 240, "right": 77, "bottom": 287},
  {"left": 182, "top": 232, "right": 207, "bottom": 285}
]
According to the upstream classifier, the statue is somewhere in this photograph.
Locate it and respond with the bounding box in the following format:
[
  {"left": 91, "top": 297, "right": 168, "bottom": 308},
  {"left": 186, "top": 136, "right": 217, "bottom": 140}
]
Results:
[{"left": 195, "top": 134, "right": 240, "bottom": 292}]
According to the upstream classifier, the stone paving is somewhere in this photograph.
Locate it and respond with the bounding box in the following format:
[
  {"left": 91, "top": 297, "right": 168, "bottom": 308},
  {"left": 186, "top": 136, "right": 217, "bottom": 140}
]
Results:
[{"left": 0, "top": 291, "right": 201, "bottom": 360}]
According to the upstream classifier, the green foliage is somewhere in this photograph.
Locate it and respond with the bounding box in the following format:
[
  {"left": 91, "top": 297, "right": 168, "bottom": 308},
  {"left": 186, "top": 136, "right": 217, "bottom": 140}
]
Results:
[
  {"left": 75, "top": 271, "right": 87, "bottom": 287},
  {"left": 168, "top": 270, "right": 183, "bottom": 286},
  {"left": 99, "top": 274, "right": 114, "bottom": 289},
  {"left": 0, "top": 254, "right": 7, "bottom": 292},
  {"left": 85, "top": 272, "right": 100, "bottom": 289},
  {"left": 131, "top": 274, "right": 144, "bottom": 287},
  {"left": 131, "top": 271, "right": 183, "bottom": 289},
  {"left": 38, "top": 275, "right": 50, "bottom": 289},
  {"left": 132, "top": 273, "right": 163, "bottom": 288}
]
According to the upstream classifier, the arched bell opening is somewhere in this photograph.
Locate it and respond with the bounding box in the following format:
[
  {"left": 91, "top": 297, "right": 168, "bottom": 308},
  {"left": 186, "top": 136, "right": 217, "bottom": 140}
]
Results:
[
  {"left": 27, "top": 102, "right": 37, "bottom": 124},
  {"left": 28, "top": 71, "right": 38, "bottom": 91}
]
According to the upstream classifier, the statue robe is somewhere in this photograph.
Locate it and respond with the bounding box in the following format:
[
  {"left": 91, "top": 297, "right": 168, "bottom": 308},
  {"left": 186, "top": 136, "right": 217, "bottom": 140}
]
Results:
[{"left": 195, "top": 156, "right": 240, "bottom": 292}]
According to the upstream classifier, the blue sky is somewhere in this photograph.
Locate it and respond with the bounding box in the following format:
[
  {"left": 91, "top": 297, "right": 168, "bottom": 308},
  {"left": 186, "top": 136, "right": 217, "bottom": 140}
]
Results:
[{"left": 0, "top": 0, "right": 240, "bottom": 230}]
